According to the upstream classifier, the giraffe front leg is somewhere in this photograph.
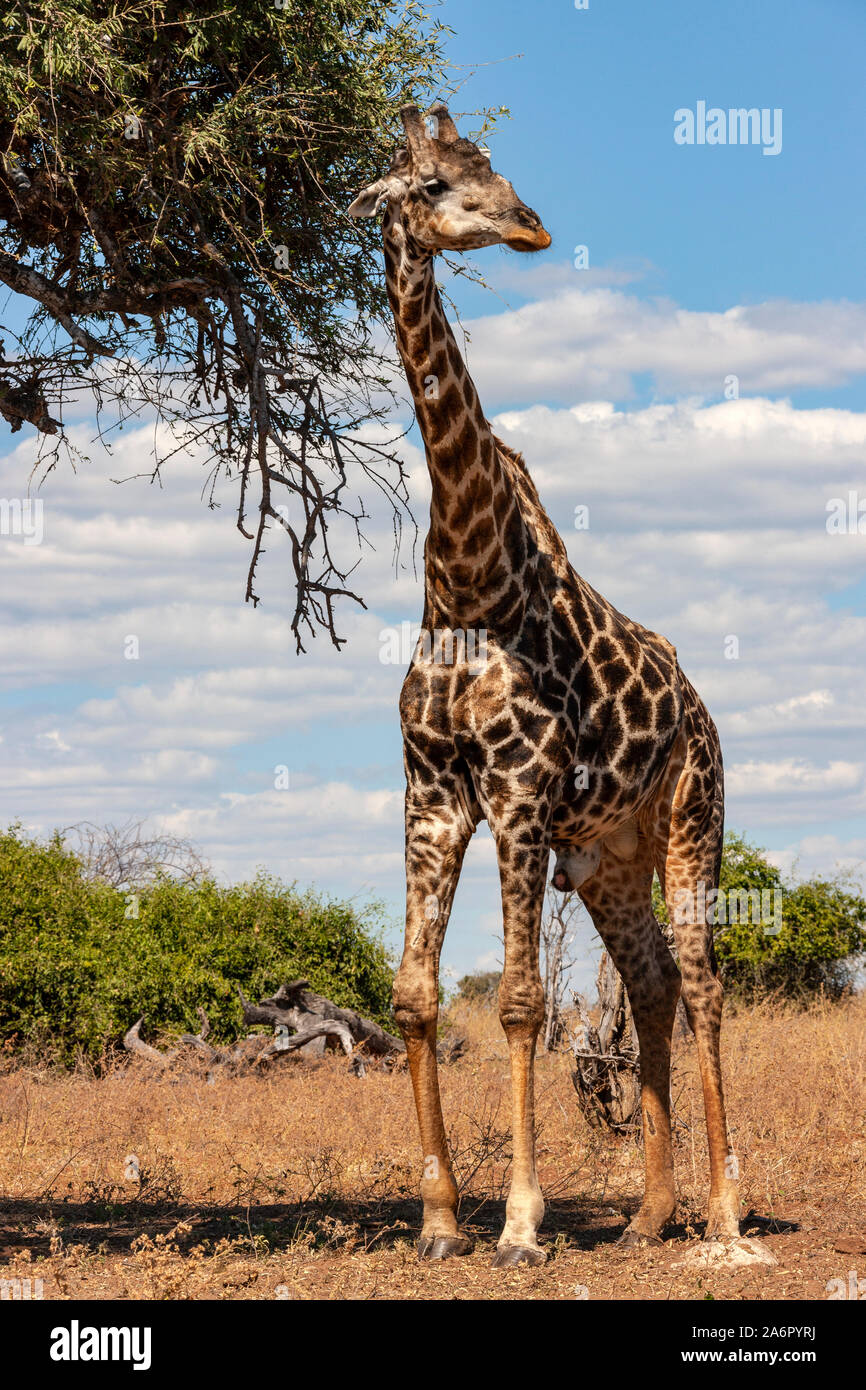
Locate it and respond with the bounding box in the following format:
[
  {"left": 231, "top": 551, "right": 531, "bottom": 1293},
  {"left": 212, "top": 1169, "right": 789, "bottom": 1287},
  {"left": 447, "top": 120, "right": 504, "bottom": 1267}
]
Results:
[
  {"left": 394, "top": 800, "right": 473, "bottom": 1260},
  {"left": 491, "top": 836, "right": 549, "bottom": 1269}
]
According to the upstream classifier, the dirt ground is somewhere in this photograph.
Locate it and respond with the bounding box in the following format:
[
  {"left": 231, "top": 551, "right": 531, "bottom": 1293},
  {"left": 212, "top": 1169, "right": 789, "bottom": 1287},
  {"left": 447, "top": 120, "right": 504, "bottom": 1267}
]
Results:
[{"left": 1, "top": 995, "right": 864, "bottom": 1301}]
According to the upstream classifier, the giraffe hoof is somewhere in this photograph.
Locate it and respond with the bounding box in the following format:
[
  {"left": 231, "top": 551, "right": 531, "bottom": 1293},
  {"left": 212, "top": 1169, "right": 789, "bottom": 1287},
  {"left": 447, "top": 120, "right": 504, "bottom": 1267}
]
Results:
[
  {"left": 417, "top": 1233, "right": 473, "bottom": 1261},
  {"left": 492, "top": 1243, "right": 547, "bottom": 1268},
  {"left": 616, "top": 1227, "right": 664, "bottom": 1249}
]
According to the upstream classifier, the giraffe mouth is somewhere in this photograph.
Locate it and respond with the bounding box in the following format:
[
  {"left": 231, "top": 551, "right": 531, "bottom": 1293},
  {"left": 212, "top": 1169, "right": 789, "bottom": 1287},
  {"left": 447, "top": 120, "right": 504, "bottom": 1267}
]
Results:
[{"left": 505, "top": 228, "right": 552, "bottom": 253}]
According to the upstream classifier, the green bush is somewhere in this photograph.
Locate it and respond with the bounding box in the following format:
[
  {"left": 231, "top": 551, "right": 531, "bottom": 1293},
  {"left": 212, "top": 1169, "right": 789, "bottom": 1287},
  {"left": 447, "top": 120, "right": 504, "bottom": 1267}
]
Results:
[
  {"left": 652, "top": 831, "right": 866, "bottom": 1000},
  {"left": 0, "top": 824, "right": 395, "bottom": 1063},
  {"left": 455, "top": 969, "right": 501, "bottom": 1003}
]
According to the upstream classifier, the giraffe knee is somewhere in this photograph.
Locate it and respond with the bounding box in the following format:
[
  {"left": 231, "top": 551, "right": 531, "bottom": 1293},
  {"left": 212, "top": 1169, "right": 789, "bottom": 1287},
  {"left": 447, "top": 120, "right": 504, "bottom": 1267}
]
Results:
[
  {"left": 680, "top": 964, "right": 723, "bottom": 1023},
  {"left": 393, "top": 963, "right": 438, "bottom": 1038},
  {"left": 498, "top": 974, "right": 544, "bottom": 1032}
]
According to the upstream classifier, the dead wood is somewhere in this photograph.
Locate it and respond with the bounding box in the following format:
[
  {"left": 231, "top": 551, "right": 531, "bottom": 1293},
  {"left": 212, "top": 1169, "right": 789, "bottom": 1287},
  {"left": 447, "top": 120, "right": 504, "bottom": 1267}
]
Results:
[
  {"left": 570, "top": 951, "right": 641, "bottom": 1133},
  {"left": 237, "top": 980, "right": 403, "bottom": 1057},
  {"left": 123, "top": 982, "right": 466, "bottom": 1078}
]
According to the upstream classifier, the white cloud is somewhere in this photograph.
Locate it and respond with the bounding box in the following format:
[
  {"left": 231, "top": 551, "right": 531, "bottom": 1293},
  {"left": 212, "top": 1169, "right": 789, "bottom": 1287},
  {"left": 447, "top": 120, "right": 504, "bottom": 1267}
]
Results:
[
  {"left": 726, "top": 758, "right": 866, "bottom": 823},
  {"left": 495, "top": 395, "right": 866, "bottom": 537},
  {"left": 463, "top": 285, "right": 866, "bottom": 403},
  {"left": 766, "top": 834, "right": 866, "bottom": 885},
  {"left": 1, "top": 276, "right": 865, "bottom": 980},
  {"left": 37, "top": 729, "right": 72, "bottom": 753}
]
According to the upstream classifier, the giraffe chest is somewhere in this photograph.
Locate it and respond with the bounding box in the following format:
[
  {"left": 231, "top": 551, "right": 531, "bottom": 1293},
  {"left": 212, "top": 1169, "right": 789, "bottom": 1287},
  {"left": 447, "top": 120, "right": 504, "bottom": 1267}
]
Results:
[
  {"left": 399, "top": 615, "right": 684, "bottom": 842},
  {"left": 399, "top": 644, "right": 569, "bottom": 801}
]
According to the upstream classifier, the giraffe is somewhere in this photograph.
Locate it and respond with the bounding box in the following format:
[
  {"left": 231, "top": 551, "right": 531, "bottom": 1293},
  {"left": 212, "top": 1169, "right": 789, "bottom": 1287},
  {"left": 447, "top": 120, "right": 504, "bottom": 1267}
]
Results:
[{"left": 348, "top": 102, "right": 742, "bottom": 1267}]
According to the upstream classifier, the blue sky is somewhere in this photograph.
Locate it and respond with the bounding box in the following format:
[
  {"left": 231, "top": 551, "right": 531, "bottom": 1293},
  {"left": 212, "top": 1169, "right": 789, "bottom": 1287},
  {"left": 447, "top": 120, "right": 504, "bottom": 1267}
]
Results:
[
  {"left": 447, "top": 0, "right": 865, "bottom": 321},
  {"left": 1, "top": 0, "right": 864, "bottom": 993}
]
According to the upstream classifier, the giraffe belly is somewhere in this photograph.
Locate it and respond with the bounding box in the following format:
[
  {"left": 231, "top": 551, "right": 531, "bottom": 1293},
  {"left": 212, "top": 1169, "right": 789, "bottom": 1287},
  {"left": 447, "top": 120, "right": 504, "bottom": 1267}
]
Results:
[
  {"left": 550, "top": 716, "right": 680, "bottom": 848},
  {"left": 551, "top": 794, "right": 643, "bottom": 847}
]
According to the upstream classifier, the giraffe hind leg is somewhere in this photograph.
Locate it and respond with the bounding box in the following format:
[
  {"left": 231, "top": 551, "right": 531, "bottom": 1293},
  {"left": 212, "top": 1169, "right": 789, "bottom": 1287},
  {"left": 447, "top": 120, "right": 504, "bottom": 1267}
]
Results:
[
  {"left": 654, "top": 741, "right": 741, "bottom": 1242},
  {"left": 659, "top": 841, "right": 740, "bottom": 1241},
  {"left": 579, "top": 844, "right": 681, "bottom": 1243}
]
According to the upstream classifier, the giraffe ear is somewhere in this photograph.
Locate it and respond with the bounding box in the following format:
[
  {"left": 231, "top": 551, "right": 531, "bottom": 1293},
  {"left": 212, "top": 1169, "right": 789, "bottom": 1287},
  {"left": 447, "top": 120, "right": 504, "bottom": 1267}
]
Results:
[
  {"left": 347, "top": 170, "right": 408, "bottom": 218},
  {"left": 347, "top": 179, "right": 390, "bottom": 218}
]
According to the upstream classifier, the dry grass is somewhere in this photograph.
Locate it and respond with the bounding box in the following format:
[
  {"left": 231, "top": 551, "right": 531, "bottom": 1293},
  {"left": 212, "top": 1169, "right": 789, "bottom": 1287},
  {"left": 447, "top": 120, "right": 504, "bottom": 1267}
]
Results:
[{"left": 1, "top": 994, "right": 864, "bottom": 1300}]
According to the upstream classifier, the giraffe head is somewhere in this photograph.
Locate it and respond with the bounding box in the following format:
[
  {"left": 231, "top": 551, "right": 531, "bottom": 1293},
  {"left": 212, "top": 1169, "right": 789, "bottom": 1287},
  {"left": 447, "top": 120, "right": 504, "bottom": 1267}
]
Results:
[{"left": 348, "top": 102, "right": 551, "bottom": 254}]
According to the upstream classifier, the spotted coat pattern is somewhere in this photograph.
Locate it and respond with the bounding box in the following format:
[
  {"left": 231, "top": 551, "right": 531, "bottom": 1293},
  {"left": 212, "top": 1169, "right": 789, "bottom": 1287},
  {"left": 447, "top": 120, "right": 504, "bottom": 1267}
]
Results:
[{"left": 355, "top": 104, "right": 740, "bottom": 1266}]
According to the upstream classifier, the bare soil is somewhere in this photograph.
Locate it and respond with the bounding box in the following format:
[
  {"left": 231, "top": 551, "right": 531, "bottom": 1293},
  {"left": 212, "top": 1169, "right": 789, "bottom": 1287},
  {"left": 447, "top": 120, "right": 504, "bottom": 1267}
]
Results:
[{"left": 1, "top": 995, "right": 864, "bottom": 1300}]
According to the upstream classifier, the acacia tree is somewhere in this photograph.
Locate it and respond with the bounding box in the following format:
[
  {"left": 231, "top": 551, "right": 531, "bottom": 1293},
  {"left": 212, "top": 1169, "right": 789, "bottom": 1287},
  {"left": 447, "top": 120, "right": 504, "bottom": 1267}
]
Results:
[{"left": 0, "top": 0, "right": 460, "bottom": 648}]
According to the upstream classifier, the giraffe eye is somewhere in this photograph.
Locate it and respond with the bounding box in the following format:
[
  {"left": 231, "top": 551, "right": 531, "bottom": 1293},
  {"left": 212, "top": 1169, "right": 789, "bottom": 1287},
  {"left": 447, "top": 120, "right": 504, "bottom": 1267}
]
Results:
[{"left": 423, "top": 179, "right": 449, "bottom": 197}]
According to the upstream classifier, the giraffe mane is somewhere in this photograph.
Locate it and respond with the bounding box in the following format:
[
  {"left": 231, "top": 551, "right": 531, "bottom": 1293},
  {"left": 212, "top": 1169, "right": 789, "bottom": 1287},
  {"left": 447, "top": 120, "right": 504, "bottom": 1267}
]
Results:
[{"left": 493, "top": 434, "right": 569, "bottom": 563}]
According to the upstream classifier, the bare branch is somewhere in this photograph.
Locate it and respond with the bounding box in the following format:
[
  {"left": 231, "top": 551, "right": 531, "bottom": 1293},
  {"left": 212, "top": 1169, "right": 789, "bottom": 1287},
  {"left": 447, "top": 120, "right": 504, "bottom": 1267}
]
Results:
[
  {"left": 0, "top": 3, "right": 443, "bottom": 645},
  {"left": 63, "top": 819, "right": 210, "bottom": 891}
]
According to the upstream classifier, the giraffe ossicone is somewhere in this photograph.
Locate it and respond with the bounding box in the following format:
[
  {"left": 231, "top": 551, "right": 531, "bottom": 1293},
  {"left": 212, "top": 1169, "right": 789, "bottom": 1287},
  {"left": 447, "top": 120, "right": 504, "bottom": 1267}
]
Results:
[{"left": 349, "top": 102, "right": 748, "bottom": 1270}]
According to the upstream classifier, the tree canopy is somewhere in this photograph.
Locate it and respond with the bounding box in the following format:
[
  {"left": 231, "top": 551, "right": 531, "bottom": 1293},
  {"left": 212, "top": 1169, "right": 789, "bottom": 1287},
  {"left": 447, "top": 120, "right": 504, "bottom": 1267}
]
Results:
[{"left": 0, "top": 0, "right": 457, "bottom": 648}]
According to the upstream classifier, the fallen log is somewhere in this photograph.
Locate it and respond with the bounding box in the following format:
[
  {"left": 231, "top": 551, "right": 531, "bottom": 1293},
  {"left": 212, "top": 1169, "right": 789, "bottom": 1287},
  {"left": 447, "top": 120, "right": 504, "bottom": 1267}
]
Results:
[
  {"left": 238, "top": 981, "right": 466, "bottom": 1064},
  {"left": 122, "top": 982, "right": 466, "bottom": 1077},
  {"left": 123, "top": 1006, "right": 355, "bottom": 1077},
  {"left": 237, "top": 980, "right": 404, "bottom": 1057}
]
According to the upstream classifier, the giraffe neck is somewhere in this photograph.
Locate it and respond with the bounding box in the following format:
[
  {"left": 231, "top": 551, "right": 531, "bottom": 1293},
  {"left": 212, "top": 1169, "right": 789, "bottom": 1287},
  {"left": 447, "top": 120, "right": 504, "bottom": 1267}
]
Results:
[{"left": 383, "top": 209, "right": 531, "bottom": 631}]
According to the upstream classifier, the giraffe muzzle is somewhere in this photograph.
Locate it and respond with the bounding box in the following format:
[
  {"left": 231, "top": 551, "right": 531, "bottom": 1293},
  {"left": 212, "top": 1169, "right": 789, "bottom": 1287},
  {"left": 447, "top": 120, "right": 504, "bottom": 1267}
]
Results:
[
  {"left": 503, "top": 207, "right": 551, "bottom": 252},
  {"left": 506, "top": 228, "right": 552, "bottom": 252}
]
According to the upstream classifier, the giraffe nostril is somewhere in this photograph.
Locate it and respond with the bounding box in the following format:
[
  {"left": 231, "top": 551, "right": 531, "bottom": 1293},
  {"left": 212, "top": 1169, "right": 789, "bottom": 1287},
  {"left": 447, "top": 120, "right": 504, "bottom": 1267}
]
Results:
[{"left": 512, "top": 206, "right": 538, "bottom": 228}]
